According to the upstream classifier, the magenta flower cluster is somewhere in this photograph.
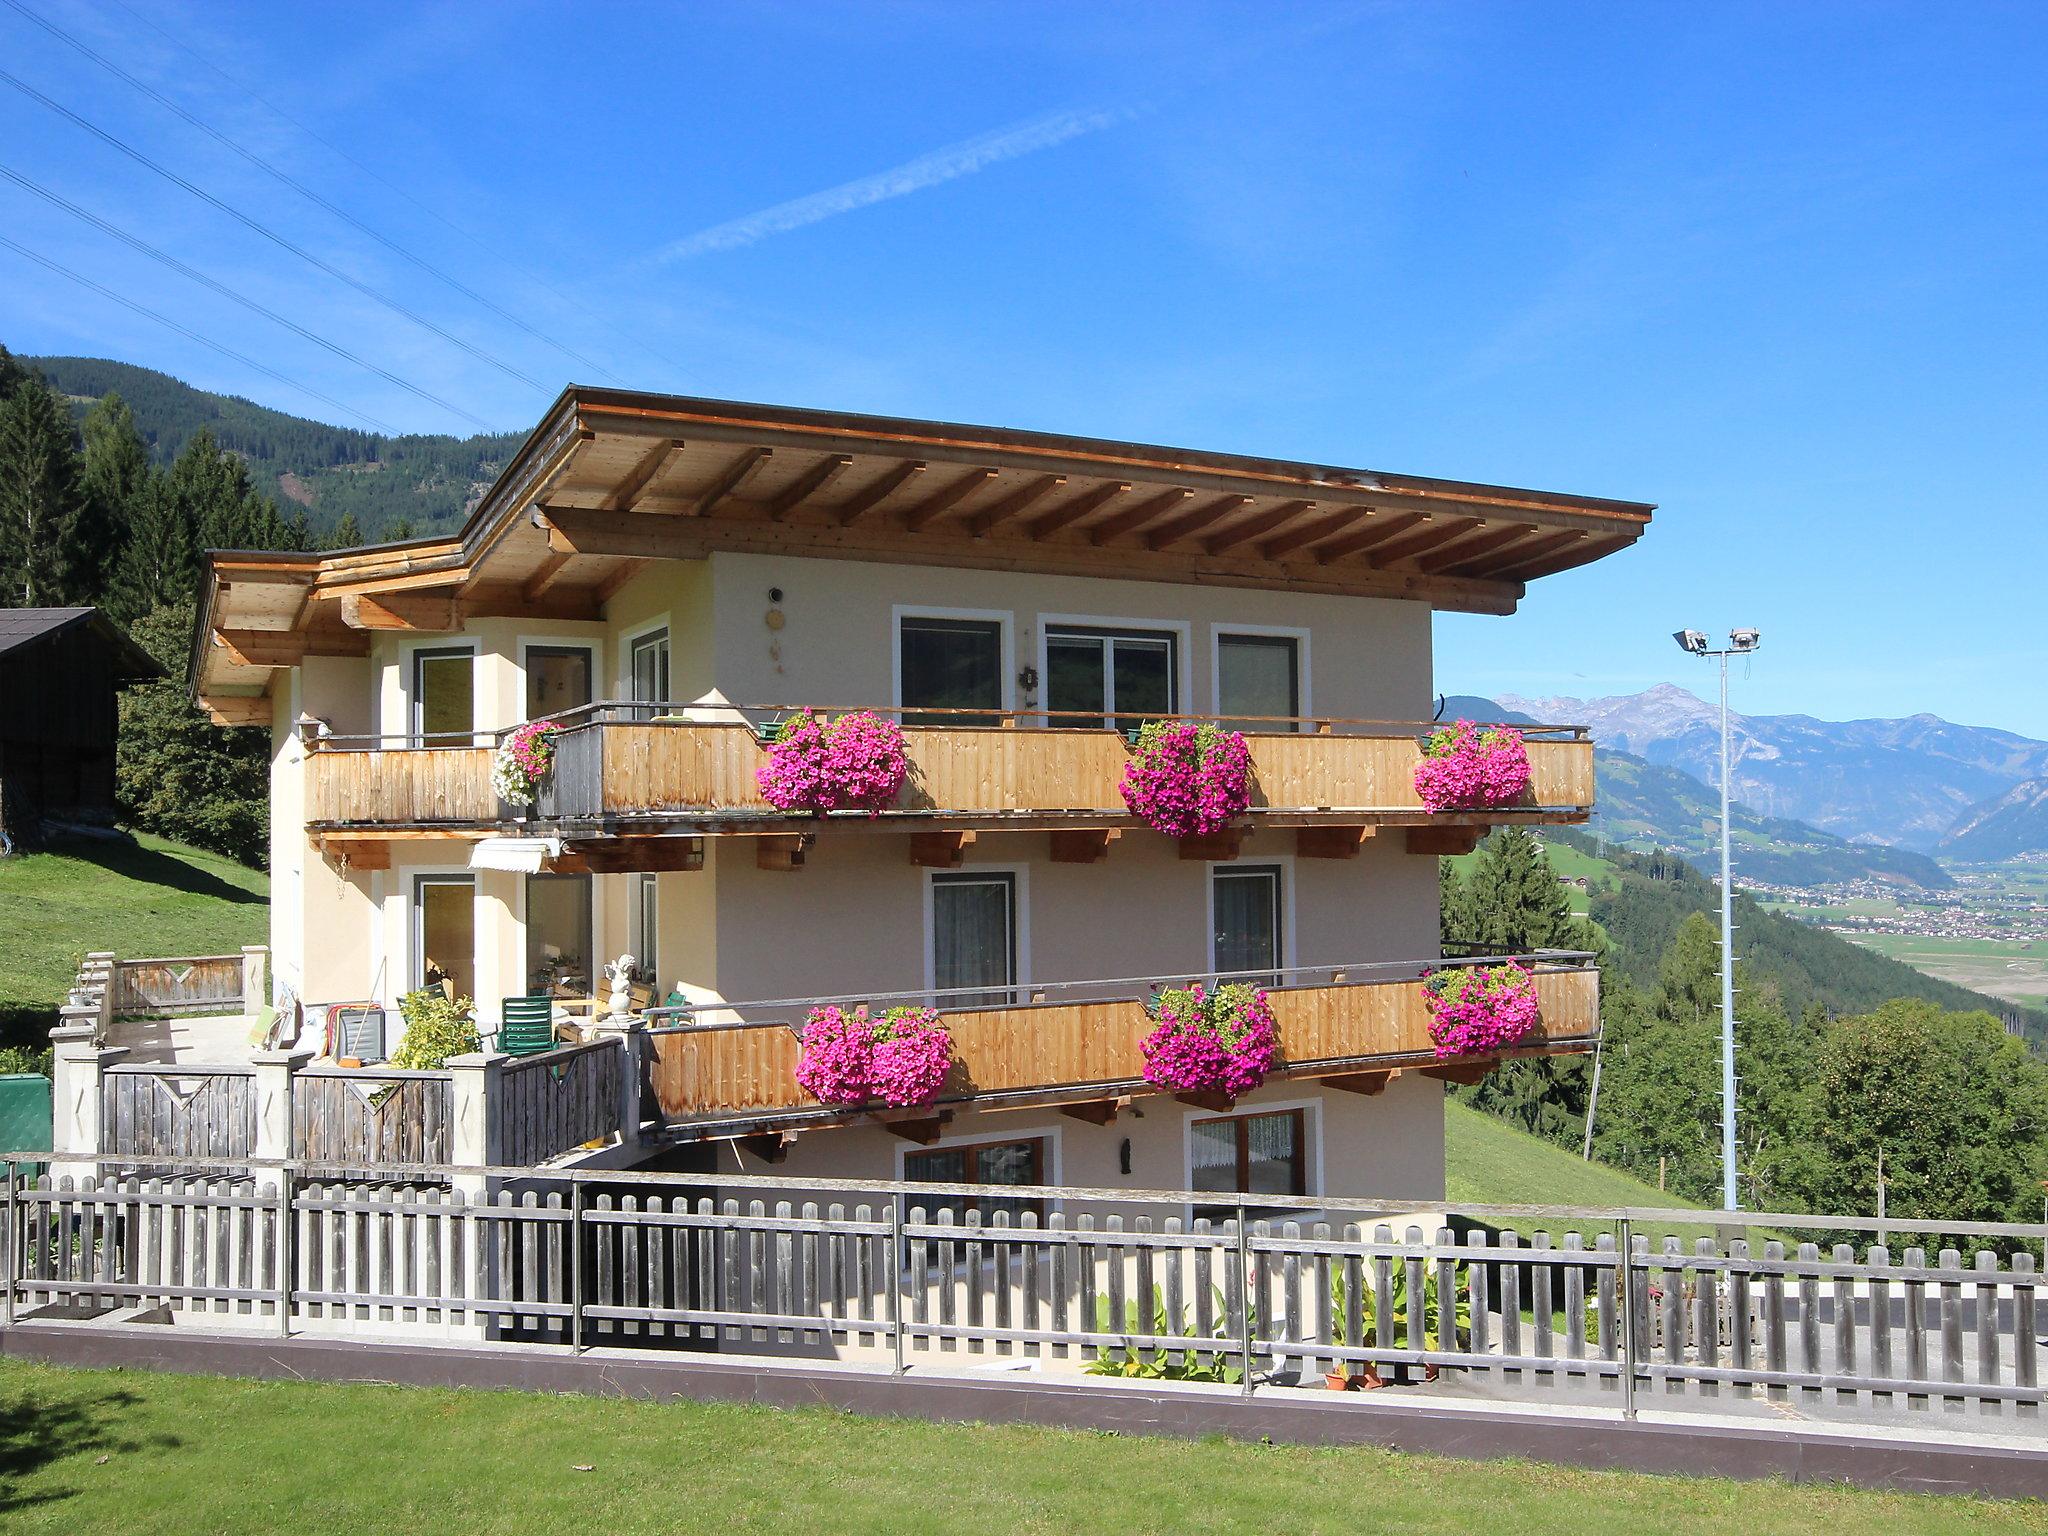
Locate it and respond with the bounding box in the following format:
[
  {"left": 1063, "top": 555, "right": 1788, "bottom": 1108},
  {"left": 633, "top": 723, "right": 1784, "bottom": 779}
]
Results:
[
  {"left": 756, "top": 709, "right": 911, "bottom": 815},
  {"left": 1140, "top": 982, "right": 1278, "bottom": 1099},
  {"left": 1412, "top": 720, "right": 1532, "bottom": 812},
  {"left": 1422, "top": 962, "right": 1542, "bottom": 1060},
  {"left": 794, "top": 1003, "right": 953, "bottom": 1108},
  {"left": 1120, "top": 722, "right": 1254, "bottom": 839},
  {"left": 491, "top": 720, "right": 561, "bottom": 806}
]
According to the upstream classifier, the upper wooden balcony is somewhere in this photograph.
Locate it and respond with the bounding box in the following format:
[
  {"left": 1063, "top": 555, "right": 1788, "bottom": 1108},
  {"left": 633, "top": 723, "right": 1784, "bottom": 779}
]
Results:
[
  {"left": 640, "top": 952, "right": 1601, "bottom": 1140},
  {"left": 303, "top": 704, "right": 1595, "bottom": 858}
]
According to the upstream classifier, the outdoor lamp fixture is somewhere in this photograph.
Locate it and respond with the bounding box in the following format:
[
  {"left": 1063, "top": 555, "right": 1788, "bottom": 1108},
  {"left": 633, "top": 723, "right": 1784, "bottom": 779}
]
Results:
[{"left": 1671, "top": 627, "right": 1762, "bottom": 1212}]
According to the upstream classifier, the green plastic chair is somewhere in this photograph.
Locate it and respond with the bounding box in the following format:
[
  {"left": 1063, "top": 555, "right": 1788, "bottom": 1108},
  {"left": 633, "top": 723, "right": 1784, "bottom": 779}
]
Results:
[{"left": 498, "top": 996, "right": 557, "bottom": 1058}]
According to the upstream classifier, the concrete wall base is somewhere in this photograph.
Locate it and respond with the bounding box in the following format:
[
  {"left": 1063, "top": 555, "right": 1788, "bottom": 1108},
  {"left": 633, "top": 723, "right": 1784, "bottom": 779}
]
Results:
[{"left": 3, "top": 1321, "right": 2044, "bottom": 1501}]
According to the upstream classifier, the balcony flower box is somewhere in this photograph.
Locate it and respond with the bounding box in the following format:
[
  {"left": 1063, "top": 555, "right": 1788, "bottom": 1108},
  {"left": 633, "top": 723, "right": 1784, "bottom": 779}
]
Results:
[
  {"left": 1120, "top": 722, "right": 1254, "bottom": 839},
  {"left": 795, "top": 1003, "right": 953, "bottom": 1109},
  {"left": 757, "top": 710, "right": 911, "bottom": 816},
  {"left": 1140, "top": 982, "right": 1277, "bottom": 1100},
  {"left": 1422, "top": 962, "right": 1541, "bottom": 1059},
  {"left": 1413, "top": 720, "right": 1532, "bottom": 812},
  {"left": 492, "top": 721, "right": 561, "bottom": 807}
]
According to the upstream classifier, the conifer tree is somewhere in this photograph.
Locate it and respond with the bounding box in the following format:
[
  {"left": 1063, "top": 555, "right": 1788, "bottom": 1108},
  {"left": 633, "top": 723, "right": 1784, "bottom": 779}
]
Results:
[
  {"left": 106, "top": 475, "right": 194, "bottom": 622},
  {"left": 0, "top": 380, "right": 86, "bottom": 605},
  {"left": 326, "top": 512, "right": 363, "bottom": 549},
  {"left": 77, "top": 391, "right": 150, "bottom": 589}
]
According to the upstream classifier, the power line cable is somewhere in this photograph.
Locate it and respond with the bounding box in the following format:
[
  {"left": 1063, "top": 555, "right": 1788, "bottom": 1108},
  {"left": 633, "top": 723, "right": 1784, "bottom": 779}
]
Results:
[
  {"left": 3, "top": 0, "right": 628, "bottom": 385},
  {"left": 0, "top": 65, "right": 548, "bottom": 393},
  {"left": 0, "top": 160, "right": 497, "bottom": 430},
  {"left": 100, "top": 0, "right": 700, "bottom": 384},
  {"left": 0, "top": 232, "right": 397, "bottom": 432}
]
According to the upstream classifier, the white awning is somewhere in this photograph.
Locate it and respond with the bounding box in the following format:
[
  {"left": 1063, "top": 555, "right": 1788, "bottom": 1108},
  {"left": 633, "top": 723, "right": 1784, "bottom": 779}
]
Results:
[{"left": 469, "top": 836, "right": 562, "bottom": 873}]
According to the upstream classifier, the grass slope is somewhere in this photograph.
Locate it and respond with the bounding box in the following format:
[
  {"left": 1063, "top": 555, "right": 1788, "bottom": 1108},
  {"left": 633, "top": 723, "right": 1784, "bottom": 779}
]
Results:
[
  {"left": 2, "top": 1360, "right": 2039, "bottom": 1535},
  {"left": 0, "top": 833, "right": 267, "bottom": 1045}
]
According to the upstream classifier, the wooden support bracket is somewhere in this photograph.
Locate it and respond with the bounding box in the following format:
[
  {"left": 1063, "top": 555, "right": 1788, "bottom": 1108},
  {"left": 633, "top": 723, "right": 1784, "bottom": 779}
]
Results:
[
  {"left": 1177, "top": 828, "right": 1244, "bottom": 862},
  {"left": 1173, "top": 1090, "right": 1237, "bottom": 1113},
  {"left": 555, "top": 837, "right": 704, "bottom": 874},
  {"left": 1059, "top": 1097, "right": 1129, "bottom": 1126},
  {"left": 1048, "top": 828, "right": 1119, "bottom": 864},
  {"left": 877, "top": 1113, "right": 951, "bottom": 1145},
  {"left": 1405, "top": 825, "right": 1484, "bottom": 856},
  {"left": 908, "top": 830, "right": 976, "bottom": 868},
  {"left": 1420, "top": 1061, "right": 1496, "bottom": 1086},
  {"left": 338, "top": 592, "right": 462, "bottom": 631},
  {"left": 1320, "top": 1069, "right": 1396, "bottom": 1096},
  {"left": 757, "top": 835, "right": 808, "bottom": 872},
  {"left": 317, "top": 836, "right": 390, "bottom": 871},
  {"left": 205, "top": 694, "right": 273, "bottom": 727},
  {"left": 736, "top": 1131, "right": 797, "bottom": 1164},
  {"left": 1296, "top": 825, "right": 1374, "bottom": 860}
]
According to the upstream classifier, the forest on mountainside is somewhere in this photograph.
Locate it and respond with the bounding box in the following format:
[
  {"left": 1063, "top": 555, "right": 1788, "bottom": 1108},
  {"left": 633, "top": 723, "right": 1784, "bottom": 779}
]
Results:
[
  {"left": 1444, "top": 828, "right": 2048, "bottom": 1243},
  {"left": 27, "top": 354, "right": 522, "bottom": 541}
]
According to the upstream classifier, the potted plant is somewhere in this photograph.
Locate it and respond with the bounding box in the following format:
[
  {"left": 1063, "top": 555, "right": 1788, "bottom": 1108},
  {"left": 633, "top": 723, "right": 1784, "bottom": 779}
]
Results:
[
  {"left": 390, "top": 987, "right": 480, "bottom": 1070},
  {"left": 492, "top": 720, "right": 561, "bottom": 810},
  {"left": 756, "top": 710, "right": 911, "bottom": 815},
  {"left": 1330, "top": 1261, "right": 1472, "bottom": 1388},
  {"left": 1139, "top": 982, "right": 1278, "bottom": 1100},
  {"left": 794, "top": 1002, "right": 952, "bottom": 1108},
  {"left": 1412, "top": 719, "right": 1531, "bottom": 811},
  {"left": 1120, "top": 721, "right": 1253, "bottom": 839},
  {"left": 1421, "top": 962, "right": 1542, "bottom": 1059}
]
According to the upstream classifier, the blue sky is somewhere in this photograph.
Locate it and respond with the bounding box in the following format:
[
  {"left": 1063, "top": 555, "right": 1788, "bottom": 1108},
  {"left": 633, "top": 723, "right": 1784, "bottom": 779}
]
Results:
[{"left": 3, "top": 2, "right": 2045, "bottom": 735}]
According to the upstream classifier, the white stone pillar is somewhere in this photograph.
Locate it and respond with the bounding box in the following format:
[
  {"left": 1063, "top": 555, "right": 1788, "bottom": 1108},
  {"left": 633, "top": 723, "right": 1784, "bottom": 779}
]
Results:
[
  {"left": 50, "top": 1024, "right": 127, "bottom": 1181},
  {"left": 242, "top": 945, "right": 270, "bottom": 1014},
  {"left": 251, "top": 1047, "right": 312, "bottom": 1180},
  {"left": 446, "top": 1050, "right": 507, "bottom": 1201}
]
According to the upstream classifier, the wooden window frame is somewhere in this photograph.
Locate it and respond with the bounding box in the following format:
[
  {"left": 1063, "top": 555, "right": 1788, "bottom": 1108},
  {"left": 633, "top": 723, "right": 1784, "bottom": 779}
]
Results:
[{"left": 1188, "top": 1107, "right": 1308, "bottom": 1216}]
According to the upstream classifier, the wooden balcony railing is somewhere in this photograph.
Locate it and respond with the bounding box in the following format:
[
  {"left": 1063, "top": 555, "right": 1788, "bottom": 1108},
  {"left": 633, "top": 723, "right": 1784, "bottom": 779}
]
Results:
[
  {"left": 642, "top": 954, "right": 1599, "bottom": 1130},
  {"left": 304, "top": 705, "right": 1594, "bottom": 832}
]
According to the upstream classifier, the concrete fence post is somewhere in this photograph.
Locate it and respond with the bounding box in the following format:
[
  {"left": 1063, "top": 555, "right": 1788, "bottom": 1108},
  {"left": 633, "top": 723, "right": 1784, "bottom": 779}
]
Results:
[
  {"left": 50, "top": 1024, "right": 127, "bottom": 1181},
  {"left": 251, "top": 1047, "right": 313, "bottom": 1174},
  {"left": 446, "top": 1051, "right": 507, "bottom": 1201},
  {"left": 242, "top": 946, "right": 270, "bottom": 1013}
]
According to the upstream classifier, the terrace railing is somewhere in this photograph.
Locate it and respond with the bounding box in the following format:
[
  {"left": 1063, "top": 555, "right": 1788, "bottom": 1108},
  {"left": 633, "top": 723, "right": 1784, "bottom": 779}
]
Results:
[
  {"left": 643, "top": 952, "right": 1600, "bottom": 1129},
  {"left": 5, "top": 1152, "right": 2043, "bottom": 1425},
  {"left": 302, "top": 703, "right": 1595, "bottom": 830}
]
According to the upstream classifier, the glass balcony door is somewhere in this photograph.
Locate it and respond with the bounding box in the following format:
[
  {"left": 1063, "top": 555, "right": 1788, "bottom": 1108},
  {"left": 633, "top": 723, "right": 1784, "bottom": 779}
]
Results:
[
  {"left": 628, "top": 628, "right": 670, "bottom": 721},
  {"left": 1212, "top": 864, "right": 1283, "bottom": 985},
  {"left": 899, "top": 615, "right": 1003, "bottom": 727},
  {"left": 930, "top": 870, "right": 1018, "bottom": 1007},
  {"left": 1045, "top": 625, "right": 1176, "bottom": 731},
  {"left": 526, "top": 644, "right": 594, "bottom": 722},
  {"left": 410, "top": 646, "right": 476, "bottom": 746}
]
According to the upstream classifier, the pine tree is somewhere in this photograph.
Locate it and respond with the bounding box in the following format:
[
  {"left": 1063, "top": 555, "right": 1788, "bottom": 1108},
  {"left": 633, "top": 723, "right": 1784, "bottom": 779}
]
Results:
[
  {"left": 0, "top": 381, "right": 87, "bottom": 605},
  {"left": 381, "top": 516, "right": 415, "bottom": 541},
  {"left": 77, "top": 391, "right": 151, "bottom": 589},
  {"left": 107, "top": 475, "right": 195, "bottom": 621},
  {"left": 326, "top": 512, "right": 364, "bottom": 549}
]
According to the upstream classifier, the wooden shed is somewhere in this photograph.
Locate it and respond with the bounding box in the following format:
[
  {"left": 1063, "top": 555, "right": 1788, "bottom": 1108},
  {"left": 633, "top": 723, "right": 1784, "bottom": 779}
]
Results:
[{"left": 0, "top": 607, "right": 163, "bottom": 840}]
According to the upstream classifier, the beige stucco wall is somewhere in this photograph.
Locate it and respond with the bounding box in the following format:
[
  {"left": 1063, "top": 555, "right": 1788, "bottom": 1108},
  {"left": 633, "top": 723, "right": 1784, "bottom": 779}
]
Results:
[{"left": 724, "top": 1072, "right": 1447, "bottom": 1206}]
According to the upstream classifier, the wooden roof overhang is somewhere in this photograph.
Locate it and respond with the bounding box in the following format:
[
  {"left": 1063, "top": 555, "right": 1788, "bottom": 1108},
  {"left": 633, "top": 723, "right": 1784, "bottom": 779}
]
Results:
[{"left": 193, "top": 387, "right": 1655, "bottom": 720}]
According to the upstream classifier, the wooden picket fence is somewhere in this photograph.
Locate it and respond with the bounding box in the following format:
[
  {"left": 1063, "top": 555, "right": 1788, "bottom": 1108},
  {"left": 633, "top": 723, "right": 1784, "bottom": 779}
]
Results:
[{"left": 3, "top": 1161, "right": 2043, "bottom": 1419}]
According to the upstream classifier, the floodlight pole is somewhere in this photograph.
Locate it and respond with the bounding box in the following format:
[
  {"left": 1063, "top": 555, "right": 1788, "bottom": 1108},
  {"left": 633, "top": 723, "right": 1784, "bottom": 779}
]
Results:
[{"left": 1674, "top": 628, "right": 1756, "bottom": 1213}]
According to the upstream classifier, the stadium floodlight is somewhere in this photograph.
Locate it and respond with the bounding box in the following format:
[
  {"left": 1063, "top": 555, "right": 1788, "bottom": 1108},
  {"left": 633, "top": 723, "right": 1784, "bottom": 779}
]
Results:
[{"left": 1673, "top": 629, "right": 1710, "bottom": 655}]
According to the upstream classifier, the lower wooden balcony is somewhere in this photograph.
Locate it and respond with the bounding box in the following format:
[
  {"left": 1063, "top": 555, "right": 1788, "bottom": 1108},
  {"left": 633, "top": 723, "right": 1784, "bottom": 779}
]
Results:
[
  {"left": 641, "top": 954, "right": 1599, "bottom": 1143},
  {"left": 304, "top": 706, "right": 1595, "bottom": 858}
]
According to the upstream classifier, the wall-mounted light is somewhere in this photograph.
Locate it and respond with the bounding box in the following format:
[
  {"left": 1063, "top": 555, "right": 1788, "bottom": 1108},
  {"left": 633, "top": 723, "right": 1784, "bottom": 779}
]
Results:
[
  {"left": 1119, "top": 1137, "right": 1132, "bottom": 1176},
  {"left": 1019, "top": 664, "right": 1039, "bottom": 693}
]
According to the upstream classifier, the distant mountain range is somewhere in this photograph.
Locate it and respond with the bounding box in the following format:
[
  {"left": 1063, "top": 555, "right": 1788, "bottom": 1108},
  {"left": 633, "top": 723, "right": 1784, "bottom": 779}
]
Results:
[
  {"left": 26, "top": 355, "right": 520, "bottom": 540},
  {"left": 1495, "top": 683, "right": 2048, "bottom": 857},
  {"left": 1941, "top": 776, "right": 2048, "bottom": 862},
  {"left": 1441, "top": 696, "right": 1954, "bottom": 887}
]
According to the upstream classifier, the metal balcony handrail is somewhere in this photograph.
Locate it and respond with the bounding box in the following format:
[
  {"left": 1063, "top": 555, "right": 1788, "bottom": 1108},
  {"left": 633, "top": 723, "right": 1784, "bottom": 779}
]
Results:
[
  {"left": 307, "top": 700, "right": 1589, "bottom": 751},
  {"left": 640, "top": 950, "right": 1599, "bottom": 1035}
]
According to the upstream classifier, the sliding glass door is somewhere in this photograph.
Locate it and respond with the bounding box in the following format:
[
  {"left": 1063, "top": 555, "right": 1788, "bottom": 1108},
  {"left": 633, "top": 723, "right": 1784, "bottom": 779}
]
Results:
[{"left": 1045, "top": 625, "right": 1176, "bottom": 731}]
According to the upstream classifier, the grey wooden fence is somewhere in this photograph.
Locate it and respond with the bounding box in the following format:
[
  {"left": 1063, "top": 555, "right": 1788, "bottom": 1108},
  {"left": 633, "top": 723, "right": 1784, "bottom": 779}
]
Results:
[
  {"left": 110, "top": 957, "right": 245, "bottom": 1017},
  {"left": 99, "top": 1067, "right": 256, "bottom": 1162},
  {"left": 5, "top": 1161, "right": 2044, "bottom": 1423},
  {"left": 496, "top": 1042, "right": 620, "bottom": 1168},
  {"left": 291, "top": 1071, "right": 453, "bottom": 1171}
]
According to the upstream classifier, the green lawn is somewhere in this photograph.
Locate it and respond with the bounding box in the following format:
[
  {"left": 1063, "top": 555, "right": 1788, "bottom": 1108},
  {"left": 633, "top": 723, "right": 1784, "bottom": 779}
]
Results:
[
  {"left": 0, "top": 1359, "right": 2039, "bottom": 1535},
  {"left": 0, "top": 833, "right": 267, "bottom": 1045}
]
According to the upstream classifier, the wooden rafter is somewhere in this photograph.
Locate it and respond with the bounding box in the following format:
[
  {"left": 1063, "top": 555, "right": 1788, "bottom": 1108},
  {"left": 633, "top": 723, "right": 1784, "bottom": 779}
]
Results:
[
  {"left": 1358, "top": 516, "right": 1486, "bottom": 569},
  {"left": 902, "top": 467, "right": 998, "bottom": 531},
  {"left": 1144, "top": 493, "right": 1254, "bottom": 551},
  {"left": 338, "top": 592, "right": 460, "bottom": 631},
  {"left": 1258, "top": 508, "right": 1363, "bottom": 561},
  {"left": 521, "top": 550, "right": 575, "bottom": 601},
  {"left": 834, "top": 460, "right": 927, "bottom": 526},
  {"left": 1202, "top": 499, "right": 1318, "bottom": 555},
  {"left": 593, "top": 559, "right": 648, "bottom": 603},
  {"left": 687, "top": 447, "right": 773, "bottom": 517},
  {"left": 1310, "top": 510, "right": 1433, "bottom": 565},
  {"left": 764, "top": 453, "right": 854, "bottom": 521},
  {"left": 213, "top": 628, "right": 368, "bottom": 667},
  {"left": 607, "top": 437, "right": 687, "bottom": 511},
  {"left": 1412, "top": 523, "right": 1540, "bottom": 575},
  {"left": 1080, "top": 485, "right": 1187, "bottom": 546},
  {"left": 1443, "top": 528, "right": 1579, "bottom": 579},
  {"left": 965, "top": 474, "right": 1065, "bottom": 537},
  {"left": 205, "top": 695, "right": 273, "bottom": 727},
  {"left": 1491, "top": 532, "right": 1632, "bottom": 582},
  {"left": 1029, "top": 480, "right": 1141, "bottom": 541}
]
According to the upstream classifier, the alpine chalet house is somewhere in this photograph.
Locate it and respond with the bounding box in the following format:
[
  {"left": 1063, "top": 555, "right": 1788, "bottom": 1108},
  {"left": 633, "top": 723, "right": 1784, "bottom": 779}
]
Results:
[{"left": 189, "top": 390, "right": 1649, "bottom": 1205}]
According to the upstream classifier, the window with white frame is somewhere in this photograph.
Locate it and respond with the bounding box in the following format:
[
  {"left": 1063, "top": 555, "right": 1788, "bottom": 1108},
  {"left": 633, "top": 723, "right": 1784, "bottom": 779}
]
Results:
[
  {"left": 412, "top": 873, "right": 476, "bottom": 1001},
  {"left": 1045, "top": 624, "right": 1177, "bottom": 731},
  {"left": 410, "top": 646, "right": 475, "bottom": 745},
  {"left": 525, "top": 872, "right": 594, "bottom": 998},
  {"left": 1211, "top": 863, "right": 1284, "bottom": 985},
  {"left": 898, "top": 614, "right": 1004, "bottom": 726},
  {"left": 526, "top": 644, "right": 594, "bottom": 720},
  {"left": 930, "top": 870, "right": 1018, "bottom": 1007},
  {"left": 629, "top": 873, "right": 659, "bottom": 986},
  {"left": 1215, "top": 631, "right": 1300, "bottom": 730},
  {"left": 627, "top": 628, "right": 670, "bottom": 719},
  {"left": 1190, "top": 1108, "right": 1308, "bottom": 1219}
]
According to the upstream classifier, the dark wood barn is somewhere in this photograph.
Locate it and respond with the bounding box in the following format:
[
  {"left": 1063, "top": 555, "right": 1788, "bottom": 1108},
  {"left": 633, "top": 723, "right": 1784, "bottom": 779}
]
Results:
[{"left": 0, "top": 608, "right": 163, "bottom": 842}]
